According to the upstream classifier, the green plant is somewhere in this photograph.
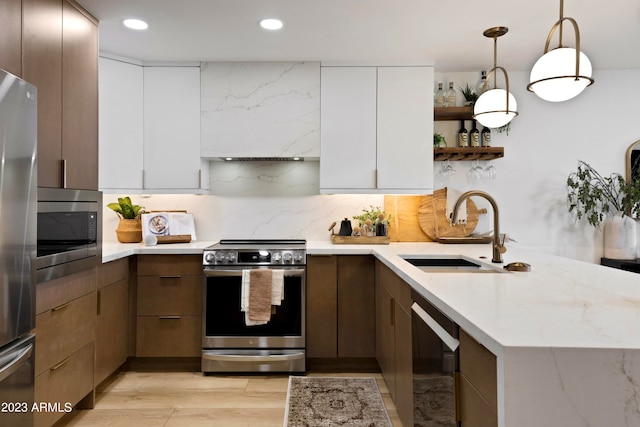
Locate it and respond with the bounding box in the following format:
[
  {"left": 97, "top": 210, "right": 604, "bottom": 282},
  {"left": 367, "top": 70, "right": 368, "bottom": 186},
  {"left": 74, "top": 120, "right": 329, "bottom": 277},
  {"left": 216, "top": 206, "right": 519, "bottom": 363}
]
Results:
[
  {"left": 353, "top": 205, "right": 392, "bottom": 227},
  {"left": 457, "top": 83, "right": 478, "bottom": 104},
  {"left": 566, "top": 160, "right": 640, "bottom": 228},
  {"left": 107, "top": 197, "right": 145, "bottom": 219},
  {"left": 434, "top": 132, "right": 446, "bottom": 147}
]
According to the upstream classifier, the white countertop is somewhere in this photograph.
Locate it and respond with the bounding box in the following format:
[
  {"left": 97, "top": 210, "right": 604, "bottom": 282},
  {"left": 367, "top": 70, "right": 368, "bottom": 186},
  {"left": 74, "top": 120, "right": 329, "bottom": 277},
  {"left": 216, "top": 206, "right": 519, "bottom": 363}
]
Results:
[{"left": 103, "top": 240, "right": 640, "bottom": 355}]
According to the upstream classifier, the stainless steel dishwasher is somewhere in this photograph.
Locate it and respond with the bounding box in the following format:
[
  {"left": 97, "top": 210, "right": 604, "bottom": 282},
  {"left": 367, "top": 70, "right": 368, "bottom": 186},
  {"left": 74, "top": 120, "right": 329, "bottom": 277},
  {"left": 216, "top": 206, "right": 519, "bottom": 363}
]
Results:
[{"left": 411, "top": 290, "right": 460, "bottom": 427}]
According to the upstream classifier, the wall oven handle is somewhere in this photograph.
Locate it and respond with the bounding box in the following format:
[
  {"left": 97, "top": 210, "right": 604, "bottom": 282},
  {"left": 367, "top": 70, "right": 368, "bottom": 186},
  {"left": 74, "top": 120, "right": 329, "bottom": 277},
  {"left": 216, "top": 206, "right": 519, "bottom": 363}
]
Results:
[
  {"left": 202, "top": 351, "right": 305, "bottom": 363},
  {"left": 204, "top": 268, "right": 305, "bottom": 278},
  {"left": 411, "top": 302, "right": 460, "bottom": 352}
]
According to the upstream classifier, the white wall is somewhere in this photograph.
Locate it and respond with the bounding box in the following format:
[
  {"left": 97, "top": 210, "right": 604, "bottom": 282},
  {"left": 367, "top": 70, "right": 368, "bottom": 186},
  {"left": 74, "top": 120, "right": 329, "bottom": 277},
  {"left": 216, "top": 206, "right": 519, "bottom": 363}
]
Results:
[{"left": 103, "top": 68, "right": 640, "bottom": 263}]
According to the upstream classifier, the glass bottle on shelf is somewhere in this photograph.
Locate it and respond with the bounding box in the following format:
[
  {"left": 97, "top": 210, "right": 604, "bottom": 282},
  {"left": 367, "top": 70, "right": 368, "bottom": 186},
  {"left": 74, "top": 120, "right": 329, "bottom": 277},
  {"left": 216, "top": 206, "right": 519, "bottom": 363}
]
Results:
[
  {"left": 477, "top": 70, "right": 492, "bottom": 95},
  {"left": 446, "top": 82, "right": 456, "bottom": 108},
  {"left": 457, "top": 120, "right": 469, "bottom": 147},
  {"left": 470, "top": 120, "right": 480, "bottom": 147},
  {"left": 435, "top": 83, "right": 446, "bottom": 108},
  {"left": 481, "top": 126, "right": 492, "bottom": 147}
]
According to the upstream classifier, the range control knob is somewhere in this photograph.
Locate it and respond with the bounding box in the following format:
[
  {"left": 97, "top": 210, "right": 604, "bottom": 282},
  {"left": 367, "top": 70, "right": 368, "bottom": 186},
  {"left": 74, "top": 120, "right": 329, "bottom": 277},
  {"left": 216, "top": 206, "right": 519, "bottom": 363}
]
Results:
[
  {"left": 214, "top": 251, "right": 227, "bottom": 263},
  {"left": 283, "top": 252, "right": 293, "bottom": 264},
  {"left": 204, "top": 252, "right": 215, "bottom": 264},
  {"left": 272, "top": 252, "right": 282, "bottom": 263},
  {"left": 293, "top": 251, "right": 305, "bottom": 263}
]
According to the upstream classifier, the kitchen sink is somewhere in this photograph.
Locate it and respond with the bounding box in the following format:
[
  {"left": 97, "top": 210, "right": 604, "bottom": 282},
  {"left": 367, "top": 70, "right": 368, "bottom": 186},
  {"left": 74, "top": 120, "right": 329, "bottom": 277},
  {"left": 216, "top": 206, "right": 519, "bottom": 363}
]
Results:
[{"left": 400, "top": 255, "right": 505, "bottom": 273}]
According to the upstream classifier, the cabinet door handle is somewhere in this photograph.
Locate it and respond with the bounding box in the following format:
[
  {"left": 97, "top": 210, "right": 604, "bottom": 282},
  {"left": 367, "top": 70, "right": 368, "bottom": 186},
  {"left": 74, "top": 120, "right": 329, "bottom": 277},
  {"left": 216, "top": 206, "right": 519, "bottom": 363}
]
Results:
[
  {"left": 158, "top": 316, "right": 181, "bottom": 320},
  {"left": 390, "top": 298, "right": 395, "bottom": 327},
  {"left": 50, "top": 356, "right": 71, "bottom": 371},
  {"left": 61, "top": 159, "right": 67, "bottom": 188},
  {"left": 198, "top": 169, "right": 202, "bottom": 189},
  {"left": 52, "top": 301, "right": 72, "bottom": 312},
  {"left": 97, "top": 290, "right": 101, "bottom": 316}
]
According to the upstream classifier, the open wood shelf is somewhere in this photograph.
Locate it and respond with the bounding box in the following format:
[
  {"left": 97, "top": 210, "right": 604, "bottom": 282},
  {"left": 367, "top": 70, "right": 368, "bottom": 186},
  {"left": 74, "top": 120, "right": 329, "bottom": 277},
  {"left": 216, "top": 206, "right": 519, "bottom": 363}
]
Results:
[
  {"left": 434, "top": 147, "right": 504, "bottom": 161},
  {"left": 434, "top": 106, "right": 474, "bottom": 121}
]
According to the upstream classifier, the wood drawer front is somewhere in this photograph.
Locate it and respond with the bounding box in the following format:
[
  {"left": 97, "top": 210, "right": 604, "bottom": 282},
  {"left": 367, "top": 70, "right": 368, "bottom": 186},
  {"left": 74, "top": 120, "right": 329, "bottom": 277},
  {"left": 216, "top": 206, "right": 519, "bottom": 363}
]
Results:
[
  {"left": 98, "top": 258, "right": 129, "bottom": 289},
  {"left": 137, "top": 254, "right": 202, "bottom": 276},
  {"left": 137, "top": 275, "right": 202, "bottom": 315},
  {"left": 35, "top": 342, "right": 94, "bottom": 427},
  {"left": 36, "top": 267, "right": 97, "bottom": 314},
  {"left": 459, "top": 329, "right": 497, "bottom": 411},
  {"left": 136, "top": 315, "right": 201, "bottom": 357},
  {"left": 35, "top": 292, "right": 96, "bottom": 376},
  {"left": 459, "top": 373, "right": 498, "bottom": 427}
]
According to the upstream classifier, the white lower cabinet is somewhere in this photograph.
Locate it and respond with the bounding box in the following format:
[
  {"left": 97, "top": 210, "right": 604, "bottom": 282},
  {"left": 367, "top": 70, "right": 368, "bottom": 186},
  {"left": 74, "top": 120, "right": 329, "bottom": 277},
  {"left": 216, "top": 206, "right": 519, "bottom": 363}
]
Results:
[{"left": 320, "top": 65, "right": 434, "bottom": 194}]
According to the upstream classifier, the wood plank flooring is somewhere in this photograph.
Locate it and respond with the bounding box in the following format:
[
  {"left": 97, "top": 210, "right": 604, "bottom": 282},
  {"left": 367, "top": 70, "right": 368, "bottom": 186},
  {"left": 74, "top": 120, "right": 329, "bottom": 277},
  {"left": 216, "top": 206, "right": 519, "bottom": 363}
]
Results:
[{"left": 59, "top": 371, "right": 401, "bottom": 426}]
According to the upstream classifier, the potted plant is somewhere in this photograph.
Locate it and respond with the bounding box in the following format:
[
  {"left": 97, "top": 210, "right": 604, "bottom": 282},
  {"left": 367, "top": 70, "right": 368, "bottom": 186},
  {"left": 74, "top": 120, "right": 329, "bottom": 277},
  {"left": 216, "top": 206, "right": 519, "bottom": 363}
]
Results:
[
  {"left": 107, "top": 197, "right": 146, "bottom": 243},
  {"left": 566, "top": 160, "right": 640, "bottom": 259},
  {"left": 353, "top": 206, "right": 392, "bottom": 236},
  {"left": 457, "top": 83, "right": 478, "bottom": 106}
]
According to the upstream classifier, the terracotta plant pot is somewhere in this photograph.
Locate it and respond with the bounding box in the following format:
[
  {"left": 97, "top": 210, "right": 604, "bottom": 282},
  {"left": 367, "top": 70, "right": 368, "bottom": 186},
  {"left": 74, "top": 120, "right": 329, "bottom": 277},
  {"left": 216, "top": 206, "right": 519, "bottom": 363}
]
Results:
[{"left": 116, "top": 218, "right": 142, "bottom": 243}]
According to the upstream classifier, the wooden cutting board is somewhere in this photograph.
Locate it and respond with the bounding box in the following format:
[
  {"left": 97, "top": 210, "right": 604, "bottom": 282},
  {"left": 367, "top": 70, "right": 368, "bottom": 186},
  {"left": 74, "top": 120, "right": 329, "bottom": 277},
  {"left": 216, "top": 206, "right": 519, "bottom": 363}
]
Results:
[{"left": 417, "top": 188, "right": 486, "bottom": 240}]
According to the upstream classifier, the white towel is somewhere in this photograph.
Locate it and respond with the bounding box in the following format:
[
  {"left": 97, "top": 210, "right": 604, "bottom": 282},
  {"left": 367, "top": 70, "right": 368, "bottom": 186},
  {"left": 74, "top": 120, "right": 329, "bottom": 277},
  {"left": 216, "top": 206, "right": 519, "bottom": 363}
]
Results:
[
  {"left": 241, "top": 269, "right": 268, "bottom": 326},
  {"left": 271, "top": 269, "right": 284, "bottom": 305},
  {"left": 446, "top": 188, "right": 467, "bottom": 224}
]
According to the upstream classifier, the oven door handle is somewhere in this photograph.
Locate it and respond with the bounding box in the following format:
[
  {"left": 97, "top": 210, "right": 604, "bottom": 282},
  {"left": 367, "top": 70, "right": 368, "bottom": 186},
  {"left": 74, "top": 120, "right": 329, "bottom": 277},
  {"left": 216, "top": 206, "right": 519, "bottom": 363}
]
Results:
[
  {"left": 204, "top": 268, "right": 305, "bottom": 278},
  {"left": 202, "top": 351, "right": 305, "bottom": 363},
  {"left": 411, "top": 302, "right": 460, "bottom": 352}
]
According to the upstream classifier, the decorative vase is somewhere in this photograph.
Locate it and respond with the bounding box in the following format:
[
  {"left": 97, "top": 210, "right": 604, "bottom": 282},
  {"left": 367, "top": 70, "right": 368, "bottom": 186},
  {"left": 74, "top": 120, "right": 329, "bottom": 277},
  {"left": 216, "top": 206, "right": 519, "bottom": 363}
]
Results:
[
  {"left": 603, "top": 214, "right": 637, "bottom": 260},
  {"left": 116, "top": 218, "right": 142, "bottom": 243}
]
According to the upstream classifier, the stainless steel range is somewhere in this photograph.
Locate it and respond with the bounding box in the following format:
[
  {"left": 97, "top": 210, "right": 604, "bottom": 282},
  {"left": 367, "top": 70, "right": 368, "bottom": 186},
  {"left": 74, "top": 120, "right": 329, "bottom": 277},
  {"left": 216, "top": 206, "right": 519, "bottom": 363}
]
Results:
[{"left": 202, "top": 239, "right": 306, "bottom": 373}]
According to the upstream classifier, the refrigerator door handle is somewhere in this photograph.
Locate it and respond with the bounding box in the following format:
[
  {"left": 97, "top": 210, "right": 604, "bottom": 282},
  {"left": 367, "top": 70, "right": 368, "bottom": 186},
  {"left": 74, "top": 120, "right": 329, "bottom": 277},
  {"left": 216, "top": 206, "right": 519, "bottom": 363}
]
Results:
[{"left": 0, "top": 343, "right": 33, "bottom": 383}]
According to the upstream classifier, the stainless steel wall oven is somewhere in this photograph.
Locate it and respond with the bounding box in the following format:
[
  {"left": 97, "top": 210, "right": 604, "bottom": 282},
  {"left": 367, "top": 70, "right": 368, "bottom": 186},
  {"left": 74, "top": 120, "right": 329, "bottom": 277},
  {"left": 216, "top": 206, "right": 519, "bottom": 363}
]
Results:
[{"left": 202, "top": 240, "right": 306, "bottom": 373}]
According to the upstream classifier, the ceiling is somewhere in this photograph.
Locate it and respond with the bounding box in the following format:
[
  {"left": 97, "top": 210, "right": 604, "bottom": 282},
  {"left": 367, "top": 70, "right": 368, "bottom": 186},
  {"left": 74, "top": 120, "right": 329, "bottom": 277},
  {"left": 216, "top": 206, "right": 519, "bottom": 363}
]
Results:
[{"left": 76, "top": 0, "right": 640, "bottom": 72}]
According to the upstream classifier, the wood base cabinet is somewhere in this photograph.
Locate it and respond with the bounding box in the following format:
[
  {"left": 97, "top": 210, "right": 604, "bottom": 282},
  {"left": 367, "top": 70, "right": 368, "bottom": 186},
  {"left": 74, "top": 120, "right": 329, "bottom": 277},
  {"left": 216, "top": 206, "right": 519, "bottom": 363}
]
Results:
[
  {"left": 35, "top": 267, "right": 97, "bottom": 427},
  {"left": 95, "top": 259, "right": 130, "bottom": 386},
  {"left": 459, "top": 329, "right": 498, "bottom": 427},
  {"left": 136, "top": 255, "right": 202, "bottom": 358},
  {"left": 306, "top": 255, "right": 376, "bottom": 364},
  {"left": 375, "top": 260, "right": 413, "bottom": 427}
]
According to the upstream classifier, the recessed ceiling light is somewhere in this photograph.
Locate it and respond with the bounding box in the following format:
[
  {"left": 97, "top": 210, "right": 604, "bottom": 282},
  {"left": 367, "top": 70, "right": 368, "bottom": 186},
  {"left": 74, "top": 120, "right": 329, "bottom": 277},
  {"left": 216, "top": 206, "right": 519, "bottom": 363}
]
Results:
[
  {"left": 259, "top": 18, "right": 284, "bottom": 31},
  {"left": 123, "top": 19, "right": 149, "bottom": 30}
]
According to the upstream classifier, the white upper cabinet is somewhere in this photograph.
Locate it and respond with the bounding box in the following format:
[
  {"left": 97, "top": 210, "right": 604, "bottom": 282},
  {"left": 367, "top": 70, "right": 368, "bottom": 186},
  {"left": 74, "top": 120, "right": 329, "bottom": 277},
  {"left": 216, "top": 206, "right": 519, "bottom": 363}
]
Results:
[
  {"left": 143, "top": 66, "right": 208, "bottom": 191},
  {"left": 320, "top": 65, "right": 434, "bottom": 194},
  {"left": 200, "top": 62, "right": 320, "bottom": 159},
  {"left": 99, "top": 57, "right": 144, "bottom": 190}
]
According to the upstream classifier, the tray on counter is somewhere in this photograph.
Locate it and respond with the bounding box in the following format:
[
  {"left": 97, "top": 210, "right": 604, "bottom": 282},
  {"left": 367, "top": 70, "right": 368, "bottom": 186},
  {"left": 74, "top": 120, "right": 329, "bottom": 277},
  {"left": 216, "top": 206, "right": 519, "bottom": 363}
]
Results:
[
  {"left": 156, "top": 234, "right": 192, "bottom": 244},
  {"left": 331, "top": 235, "right": 390, "bottom": 245}
]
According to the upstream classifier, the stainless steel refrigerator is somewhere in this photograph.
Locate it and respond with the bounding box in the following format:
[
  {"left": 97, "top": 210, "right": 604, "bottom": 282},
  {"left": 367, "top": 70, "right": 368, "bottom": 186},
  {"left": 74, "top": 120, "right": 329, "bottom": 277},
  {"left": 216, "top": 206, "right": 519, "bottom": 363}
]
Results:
[{"left": 0, "top": 69, "right": 37, "bottom": 426}]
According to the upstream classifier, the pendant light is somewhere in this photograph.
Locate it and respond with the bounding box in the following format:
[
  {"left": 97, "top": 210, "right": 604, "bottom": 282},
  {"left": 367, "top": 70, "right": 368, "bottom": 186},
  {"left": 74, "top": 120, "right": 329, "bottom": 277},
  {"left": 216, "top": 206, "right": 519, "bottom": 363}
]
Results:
[
  {"left": 473, "top": 27, "right": 518, "bottom": 129},
  {"left": 527, "top": 0, "right": 594, "bottom": 102}
]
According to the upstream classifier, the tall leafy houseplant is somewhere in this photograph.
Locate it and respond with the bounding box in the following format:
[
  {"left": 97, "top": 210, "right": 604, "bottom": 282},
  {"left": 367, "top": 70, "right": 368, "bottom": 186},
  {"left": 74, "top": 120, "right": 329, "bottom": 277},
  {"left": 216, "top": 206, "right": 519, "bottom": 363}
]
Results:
[
  {"left": 108, "top": 197, "right": 146, "bottom": 243},
  {"left": 567, "top": 160, "right": 640, "bottom": 259}
]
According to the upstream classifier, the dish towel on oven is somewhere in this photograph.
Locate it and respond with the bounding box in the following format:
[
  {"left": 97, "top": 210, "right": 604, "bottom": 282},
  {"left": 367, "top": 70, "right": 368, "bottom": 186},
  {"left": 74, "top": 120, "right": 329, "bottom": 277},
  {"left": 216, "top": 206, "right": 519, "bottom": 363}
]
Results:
[{"left": 241, "top": 269, "right": 285, "bottom": 326}]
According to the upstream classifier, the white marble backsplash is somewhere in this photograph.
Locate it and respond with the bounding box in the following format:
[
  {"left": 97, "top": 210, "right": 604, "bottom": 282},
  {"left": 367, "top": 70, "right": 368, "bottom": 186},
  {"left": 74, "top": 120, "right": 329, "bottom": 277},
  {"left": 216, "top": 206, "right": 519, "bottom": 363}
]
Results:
[
  {"left": 102, "top": 161, "right": 383, "bottom": 243},
  {"left": 200, "top": 62, "right": 320, "bottom": 159}
]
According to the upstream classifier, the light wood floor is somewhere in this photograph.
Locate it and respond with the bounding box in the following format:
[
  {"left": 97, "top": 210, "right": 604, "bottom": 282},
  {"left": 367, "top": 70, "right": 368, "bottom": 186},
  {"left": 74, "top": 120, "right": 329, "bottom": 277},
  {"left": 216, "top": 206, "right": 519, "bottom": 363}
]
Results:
[{"left": 60, "top": 371, "right": 401, "bottom": 427}]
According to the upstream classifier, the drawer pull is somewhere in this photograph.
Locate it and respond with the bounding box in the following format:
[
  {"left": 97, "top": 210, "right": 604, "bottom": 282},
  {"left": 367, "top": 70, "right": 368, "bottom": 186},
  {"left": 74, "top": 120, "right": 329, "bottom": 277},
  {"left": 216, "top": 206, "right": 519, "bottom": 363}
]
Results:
[
  {"left": 52, "top": 301, "right": 72, "bottom": 312},
  {"left": 158, "top": 316, "right": 181, "bottom": 320},
  {"left": 50, "top": 357, "right": 70, "bottom": 371},
  {"left": 159, "top": 275, "right": 182, "bottom": 280}
]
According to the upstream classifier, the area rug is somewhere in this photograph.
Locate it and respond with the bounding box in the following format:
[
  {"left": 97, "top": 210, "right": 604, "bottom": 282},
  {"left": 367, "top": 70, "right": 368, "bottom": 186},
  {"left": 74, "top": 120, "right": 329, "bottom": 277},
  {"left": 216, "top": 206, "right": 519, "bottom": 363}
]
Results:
[
  {"left": 413, "top": 376, "right": 455, "bottom": 427},
  {"left": 284, "top": 376, "right": 392, "bottom": 427}
]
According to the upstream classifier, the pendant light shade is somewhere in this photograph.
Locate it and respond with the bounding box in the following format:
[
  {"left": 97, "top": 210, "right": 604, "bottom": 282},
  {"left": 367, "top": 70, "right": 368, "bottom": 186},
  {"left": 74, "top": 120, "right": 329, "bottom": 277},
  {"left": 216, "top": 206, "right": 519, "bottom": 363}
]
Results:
[
  {"left": 529, "top": 48, "right": 592, "bottom": 102},
  {"left": 472, "top": 27, "right": 518, "bottom": 129},
  {"left": 527, "top": 0, "right": 594, "bottom": 102},
  {"left": 474, "top": 89, "right": 518, "bottom": 128}
]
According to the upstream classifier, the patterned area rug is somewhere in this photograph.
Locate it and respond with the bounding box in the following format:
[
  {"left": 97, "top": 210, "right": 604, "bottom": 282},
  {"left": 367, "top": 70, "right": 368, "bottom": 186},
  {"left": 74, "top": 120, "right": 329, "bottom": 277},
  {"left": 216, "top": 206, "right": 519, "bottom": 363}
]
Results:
[
  {"left": 413, "top": 376, "right": 455, "bottom": 427},
  {"left": 284, "top": 376, "right": 392, "bottom": 427}
]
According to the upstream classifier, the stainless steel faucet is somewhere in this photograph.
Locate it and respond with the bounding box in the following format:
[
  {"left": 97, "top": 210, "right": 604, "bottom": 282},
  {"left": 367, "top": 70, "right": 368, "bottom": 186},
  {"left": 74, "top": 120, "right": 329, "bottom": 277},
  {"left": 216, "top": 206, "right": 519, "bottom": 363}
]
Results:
[{"left": 451, "top": 190, "right": 506, "bottom": 263}]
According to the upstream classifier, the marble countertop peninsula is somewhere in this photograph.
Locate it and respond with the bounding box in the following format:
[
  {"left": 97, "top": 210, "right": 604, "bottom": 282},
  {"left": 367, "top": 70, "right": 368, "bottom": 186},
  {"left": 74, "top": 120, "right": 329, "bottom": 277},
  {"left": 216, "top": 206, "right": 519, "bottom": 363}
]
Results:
[{"left": 103, "top": 239, "right": 640, "bottom": 426}]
